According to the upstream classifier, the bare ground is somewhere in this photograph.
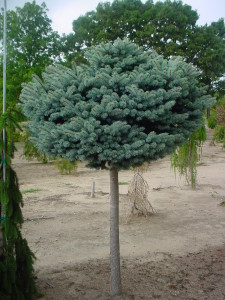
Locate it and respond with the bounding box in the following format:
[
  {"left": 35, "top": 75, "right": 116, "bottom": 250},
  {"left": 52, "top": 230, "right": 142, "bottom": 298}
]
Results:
[{"left": 13, "top": 130, "right": 225, "bottom": 299}]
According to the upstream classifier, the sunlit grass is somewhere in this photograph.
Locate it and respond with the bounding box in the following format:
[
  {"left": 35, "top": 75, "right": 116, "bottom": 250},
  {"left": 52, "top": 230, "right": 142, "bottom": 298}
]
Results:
[
  {"left": 119, "top": 181, "right": 129, "bottom": 185},
  {"left": 22, "top": 188, "right": 41, "bottom": 194}
]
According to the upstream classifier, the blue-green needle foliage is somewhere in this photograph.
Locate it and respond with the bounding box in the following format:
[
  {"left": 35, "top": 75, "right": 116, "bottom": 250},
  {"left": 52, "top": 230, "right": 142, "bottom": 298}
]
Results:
[{"left": 20, "top": 39, "right": 213, "bottom": 170}]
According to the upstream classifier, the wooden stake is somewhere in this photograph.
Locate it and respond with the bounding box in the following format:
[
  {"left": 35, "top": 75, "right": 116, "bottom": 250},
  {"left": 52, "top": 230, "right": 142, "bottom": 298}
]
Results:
[{"left": 91, "top": 181, "right": 95, "bottom": 198}]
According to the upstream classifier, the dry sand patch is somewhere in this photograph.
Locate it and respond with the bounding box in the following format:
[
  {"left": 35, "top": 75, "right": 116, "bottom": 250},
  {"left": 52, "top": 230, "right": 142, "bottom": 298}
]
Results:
[{"left": 13, "top": 131, "right": 225, "bottom": 299}]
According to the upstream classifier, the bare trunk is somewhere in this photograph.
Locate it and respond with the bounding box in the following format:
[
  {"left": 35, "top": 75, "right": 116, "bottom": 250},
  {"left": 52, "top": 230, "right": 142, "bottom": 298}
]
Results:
[{"left": 110, "top": 169, "right": 122, "bottom": 296}]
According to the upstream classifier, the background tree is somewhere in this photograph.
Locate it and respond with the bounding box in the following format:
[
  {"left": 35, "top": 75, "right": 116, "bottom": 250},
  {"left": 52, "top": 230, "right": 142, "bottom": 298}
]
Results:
[
  {"left": 20, "top": 39, "right": 212, "bottom": 296},
  {"left": 63, "top": 0, "right": 225, "bottom": 94},
  {"left": 187, "top": 19, "right": 225, "bottom": 93},
  {"left": 213, "top": 99, "right": 225, "bottom": 147},
  {"left": 60, "top": 33, "right": 87, "bottom": 66},
  {"left": 0, "top": 1, "right": 61, "bottom": 111}
]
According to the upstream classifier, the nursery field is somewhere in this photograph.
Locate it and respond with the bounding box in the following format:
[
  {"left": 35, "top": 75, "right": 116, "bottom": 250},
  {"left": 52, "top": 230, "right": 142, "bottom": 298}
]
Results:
[{"left": 13, "top": 129, "right": 225, "bottom": 300}]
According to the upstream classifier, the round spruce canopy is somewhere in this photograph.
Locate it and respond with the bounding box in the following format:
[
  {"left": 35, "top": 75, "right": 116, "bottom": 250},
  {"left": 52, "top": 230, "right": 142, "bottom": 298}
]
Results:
[{"left": 20, "top": 39, "right": 212, "bottom": 170}]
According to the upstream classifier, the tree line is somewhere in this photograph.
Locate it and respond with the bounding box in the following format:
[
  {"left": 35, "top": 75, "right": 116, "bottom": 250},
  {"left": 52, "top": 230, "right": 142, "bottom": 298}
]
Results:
[{"left": 0, "top": 0, "right": 225, "bottom": 113}]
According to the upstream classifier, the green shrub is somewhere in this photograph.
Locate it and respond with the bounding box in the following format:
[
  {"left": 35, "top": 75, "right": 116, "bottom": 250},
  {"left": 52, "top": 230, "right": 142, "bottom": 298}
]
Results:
[
  {"left": 13, "top": 129, "right": 23, "bottom": 142},
  {"left": 207, "top": 110, "right": 217, "bottom": 129},
  {"left": 0, "top": 110, "right": 38, "bottom": 299},
  {"left": 55, "top": 158, "right": 78, "bottom": 175},
  {"left": 208, "top": 98, "right": 225, "bottom": 129},
  {"left": 213, "top": 125, "right": 225, "bottom": 147}
]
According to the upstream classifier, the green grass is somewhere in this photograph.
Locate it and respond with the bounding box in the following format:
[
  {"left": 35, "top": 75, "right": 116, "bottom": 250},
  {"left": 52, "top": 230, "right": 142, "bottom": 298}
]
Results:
[
  {"left": 119, "top": 181, "right": 129, "bottom": 185},
  {"left": 22, "top": 188, "right": 41, "bottom": 194},
  {"left": 219, "top": 201, "right": 225, "bottom": 207}
]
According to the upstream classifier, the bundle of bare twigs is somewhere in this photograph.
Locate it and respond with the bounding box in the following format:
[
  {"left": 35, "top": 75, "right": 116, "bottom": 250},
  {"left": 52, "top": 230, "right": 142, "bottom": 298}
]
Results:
[{"left": 128, "top": 167, "right": 156, "bottom": 217}]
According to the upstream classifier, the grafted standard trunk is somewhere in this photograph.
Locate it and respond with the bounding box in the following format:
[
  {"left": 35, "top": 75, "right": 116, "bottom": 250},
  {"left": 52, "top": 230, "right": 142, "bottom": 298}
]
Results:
[{"left": 110, "top": 168, "right": 122, "bottom": 296}]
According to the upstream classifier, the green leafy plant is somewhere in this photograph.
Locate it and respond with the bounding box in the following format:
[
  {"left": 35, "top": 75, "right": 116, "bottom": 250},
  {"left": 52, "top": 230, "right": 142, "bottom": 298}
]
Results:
[
  {"left": 22, "top": 130, "right": 48, "bottom": 163},
  {"left": 207, "top": 110, "right": 217, "bottom": 128},
  {"left": 208, "top": 98, "right": 225, "bottom": 129},
  {"left": 0, "top": 109, "right": 38, "bottom": 299},
  {"left": 171, "top": 125, "right": 207, "bottom": 189},
  {"left": 213, "top": 125, "right": 225, "bottom": 146},
  {"left": 213, "top": 99, "right": 225, "bottom": 147},
  {"left": 55, "top": 158, "right": 78, "bottom": 175}
]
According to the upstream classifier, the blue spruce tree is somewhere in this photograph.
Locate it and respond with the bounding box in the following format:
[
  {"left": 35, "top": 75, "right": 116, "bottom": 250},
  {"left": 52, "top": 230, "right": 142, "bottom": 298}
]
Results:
[{"left": 20, "top": 39, "right": 212, "bottom": 296}]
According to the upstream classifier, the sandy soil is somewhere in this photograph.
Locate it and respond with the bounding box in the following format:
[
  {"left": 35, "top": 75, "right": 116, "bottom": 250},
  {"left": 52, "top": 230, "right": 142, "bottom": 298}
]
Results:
[{"left": 13, "top": 129, "right": 225, "bottom": 299}]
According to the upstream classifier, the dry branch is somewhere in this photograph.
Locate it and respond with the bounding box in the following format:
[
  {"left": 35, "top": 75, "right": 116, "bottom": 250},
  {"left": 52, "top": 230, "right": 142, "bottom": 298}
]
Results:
[{"left": 128, "top": 169, "right": 156, "bottom": 217}]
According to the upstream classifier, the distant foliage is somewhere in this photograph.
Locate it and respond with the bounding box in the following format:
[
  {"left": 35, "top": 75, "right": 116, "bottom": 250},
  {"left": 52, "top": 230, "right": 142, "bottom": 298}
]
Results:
[
  {"left": 208, "top": 98, "right": 225, "bottom": 129},
  {"left": 216, "top": 102, "right": 225, "bottom": 125},
  {"left": 171, "top": 126, "right": 206, "bottom": 189},
  {"left": 64, "top": 0, "right": 225, "bottom": 94},
  {"left": 207, "top": 110, "right": 217, "bottom": 129},
  {"left": 55, "top": 158, "right": 78, "bottom": 175},
  {"left": 213, "top": 126, "right": 225, "bottom": 147},
  {"left": 213, "top": 99, "right": 225, "bottom": 147},
  {"left": 0, "top": 2, "right": 61, "bottom": 113},
  {"left": 22, "top": 131, "right": 48, "bottom": 163}
]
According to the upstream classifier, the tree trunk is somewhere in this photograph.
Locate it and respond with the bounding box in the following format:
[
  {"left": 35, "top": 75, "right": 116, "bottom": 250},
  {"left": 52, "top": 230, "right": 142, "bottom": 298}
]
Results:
[
  {"left": 207, "top": 108, "right": 210, "bottom": 119},
  {"left": 110, "top": 168, "right": 122, "bottom": 296}
]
